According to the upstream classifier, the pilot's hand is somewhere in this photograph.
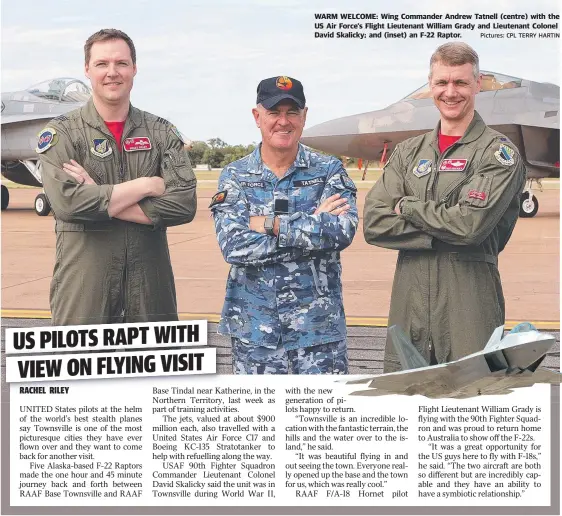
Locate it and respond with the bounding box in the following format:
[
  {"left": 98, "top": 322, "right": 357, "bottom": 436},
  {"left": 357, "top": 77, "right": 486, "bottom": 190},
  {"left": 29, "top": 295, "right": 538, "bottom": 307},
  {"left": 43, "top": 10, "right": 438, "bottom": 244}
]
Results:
[
  {"left": 314, "top": 194, "right": 349, "bottom": 215},
  {"left": 62, "top": 160, "right": 95, "bottom": 185},
  {"left": 394, "top": 197, "right": 406, "bottom": 215},
  {"left": 148, "top": 176, "right": 166, "bottom": 197},
  {"left": 249, "top": 216, "right": 266, "bottom": 234}
]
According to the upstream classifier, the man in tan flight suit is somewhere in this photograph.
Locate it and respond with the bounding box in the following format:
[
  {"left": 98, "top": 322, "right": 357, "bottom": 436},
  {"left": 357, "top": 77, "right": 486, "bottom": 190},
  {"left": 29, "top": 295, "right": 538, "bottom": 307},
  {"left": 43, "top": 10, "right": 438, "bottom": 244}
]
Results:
[
  {"left": 363, "top": 42, "right": 526, "bottom": 372},
  {"left": 37, "top": 29, "right": 197, "bottom": 325}
]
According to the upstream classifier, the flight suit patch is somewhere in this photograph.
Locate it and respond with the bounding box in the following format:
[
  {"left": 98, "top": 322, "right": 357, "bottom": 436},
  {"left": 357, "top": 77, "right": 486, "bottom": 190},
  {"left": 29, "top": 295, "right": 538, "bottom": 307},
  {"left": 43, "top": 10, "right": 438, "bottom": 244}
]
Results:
[
  {"left": 209, "top": 191, "right": 227, "bottom": 208},
  {"left": 468, "top": 190, "right": 487, "bottom": 201},
  {"left": 124, "top": 137, "right": 152, "bottom": 152},
  {"left": 439, "top": 159, "right": 467, "bottom": 172},
  {"left": 413, "top": 159, "right": 432, "bottom": 178},
  {"left": 340, "top": 174, "right": 357, "bottom": 191},
  {"left": 494, "top": 144, "right": 515, "bottom": 166},
  {"left": 90, "top": 138, "right": 113, "bottom": 158},
  {"left": 36, "top": 128, "right": 58, "bottom": 153}
]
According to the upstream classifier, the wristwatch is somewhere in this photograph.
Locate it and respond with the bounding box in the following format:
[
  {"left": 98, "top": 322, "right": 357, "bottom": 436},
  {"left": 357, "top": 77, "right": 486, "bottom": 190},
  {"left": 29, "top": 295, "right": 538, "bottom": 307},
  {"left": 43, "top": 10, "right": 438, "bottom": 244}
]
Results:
[{"left": 264, "top": 215, "right": 275, "bottom": 236}]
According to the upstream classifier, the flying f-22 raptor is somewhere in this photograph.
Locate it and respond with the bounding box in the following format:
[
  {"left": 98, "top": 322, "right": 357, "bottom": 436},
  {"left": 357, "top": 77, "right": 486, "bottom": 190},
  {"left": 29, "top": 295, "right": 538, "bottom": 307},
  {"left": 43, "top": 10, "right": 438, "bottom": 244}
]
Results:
[
  {"left": 1, "top": 78, "right": 92, "bottom": 215},
  {"left": 301, "top": 71, "right": 560, "bottom": 218},
  {"left": 347, "top": 324, "right": 560, "bottom": 399}
]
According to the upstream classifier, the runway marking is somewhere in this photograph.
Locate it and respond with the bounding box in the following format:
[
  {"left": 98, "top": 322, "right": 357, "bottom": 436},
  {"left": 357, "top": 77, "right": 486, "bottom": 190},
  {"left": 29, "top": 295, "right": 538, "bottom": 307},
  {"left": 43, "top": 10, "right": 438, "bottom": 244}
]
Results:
[
  {"left": 1, "top": 309, "right": 52, "bottom": 319},
  {"left": 1, "top": 309, "right": 560, "bottom": 330}
]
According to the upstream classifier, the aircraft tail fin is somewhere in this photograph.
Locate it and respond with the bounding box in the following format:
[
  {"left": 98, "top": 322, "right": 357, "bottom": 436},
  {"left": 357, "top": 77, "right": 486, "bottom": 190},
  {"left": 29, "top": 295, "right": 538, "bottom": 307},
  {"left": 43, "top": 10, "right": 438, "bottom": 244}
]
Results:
[
  {"left": 483, "top": 325, "right": 505, "bottom": 351},
  {"left": 484, "top": 323, "right": 539, "bottom": 352},
  {"left": 388, "top": 325, "right": 429, "bottom": 371}
]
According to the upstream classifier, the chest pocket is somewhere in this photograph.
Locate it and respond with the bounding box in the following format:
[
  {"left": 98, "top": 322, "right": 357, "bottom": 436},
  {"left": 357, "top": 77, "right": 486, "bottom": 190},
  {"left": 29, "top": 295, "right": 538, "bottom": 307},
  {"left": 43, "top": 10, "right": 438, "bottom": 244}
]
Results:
[
  {"left": 236, "top": 180, "right": 271, "bottom": 216},
  {"left": 83, "top": 143, "right": 115, "bottom": 184},
  {"left": 161, "top": 148, "right": 192, "bottom": 187},
  {"left": 131, "top": 149, "right": 160, "bottom": 180},
  {"left": 404, "top": 160, "right": 433, "bottom": 199},
  {"left": 292, "top": 176, "right": 325, "bottom": 214}
]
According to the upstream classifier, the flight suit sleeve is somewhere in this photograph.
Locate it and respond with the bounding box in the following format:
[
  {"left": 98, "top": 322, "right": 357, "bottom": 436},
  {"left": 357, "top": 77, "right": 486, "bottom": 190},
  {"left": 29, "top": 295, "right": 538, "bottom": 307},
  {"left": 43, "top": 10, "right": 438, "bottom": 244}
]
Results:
[
  {"left": 276, "top": 162, "right": 358, "bottom": 251},
  {"left": 211, "top": 169, "right": 308, "bottom": 266},
  {"left": 38, "top": 124, "right": 114, "bottom": 223},
  {"left": 400, "top": 141, "right": 526, "bottom": 246},
  {"left": 138, "top": 127, "right": 197, "bottom": 228},
  {"left": 363, "top": 145, "right": 435, "bottom": 250}
]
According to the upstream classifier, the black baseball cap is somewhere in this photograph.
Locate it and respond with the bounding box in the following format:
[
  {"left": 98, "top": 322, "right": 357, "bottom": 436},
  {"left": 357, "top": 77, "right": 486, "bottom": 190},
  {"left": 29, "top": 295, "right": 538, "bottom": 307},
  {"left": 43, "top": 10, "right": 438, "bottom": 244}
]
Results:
[{"left": 256, "top": 76, "right": 306, "bottom": 109}]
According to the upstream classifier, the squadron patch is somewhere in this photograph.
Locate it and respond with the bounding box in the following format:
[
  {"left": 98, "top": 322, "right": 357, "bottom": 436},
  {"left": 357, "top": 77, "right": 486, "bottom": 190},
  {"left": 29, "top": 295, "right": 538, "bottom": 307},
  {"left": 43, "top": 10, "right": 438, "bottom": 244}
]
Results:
[
  {"left": 413, "top": 159, "right": 432, "bottom": 178},
  {"left": 90, "top": 138, "right": 113, "bottom": 158},
  {"left": 124, "top": 137, "right": 152, "bottom": 152},
  {"left": 209, "top": 190, "right": 227, "bottom": 208},
  {"left": 340, "top": 174, "right": 357, "bottom": 191},
  {"left": 36, "top": 128, "right": 57, "bottom": 153},
  {"left": 494, "top": 144, "right": 515, "bottom": 166}
]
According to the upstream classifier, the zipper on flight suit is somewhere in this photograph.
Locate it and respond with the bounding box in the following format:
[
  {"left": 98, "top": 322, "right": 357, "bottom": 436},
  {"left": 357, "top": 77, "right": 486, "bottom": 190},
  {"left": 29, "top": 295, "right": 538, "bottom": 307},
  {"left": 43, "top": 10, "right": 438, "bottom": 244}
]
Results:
[
  {"left": 426, "top": 141, "right": 462, "bottom": 367},
  {"left": 116, "top": 126, "right": 136, "bottom": 183},
  {"left": 428, "top": 338, "right": 437, "bottom": 365},
  {"left": 114, "top": 126, "right": 135, "bottom": 320},
  {"left": 430, "top": 142, "right": 462, "bottom": 201},
  {"left": 121, "top": 246, "right": 128, "bottom": 321}
]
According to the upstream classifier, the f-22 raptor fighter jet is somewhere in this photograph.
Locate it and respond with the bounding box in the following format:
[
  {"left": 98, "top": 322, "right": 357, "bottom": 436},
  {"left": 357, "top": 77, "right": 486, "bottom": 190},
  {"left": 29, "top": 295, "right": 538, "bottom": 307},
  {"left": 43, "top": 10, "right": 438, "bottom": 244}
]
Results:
[
  {"left": 302, "top": 71, "right": 560, "bottom": 218},
  {"left": 348, "top": 324, "right": 560, "bottom": 399},
  {"left": 1, "top": 78, "right": 92, "bottom": 215}
]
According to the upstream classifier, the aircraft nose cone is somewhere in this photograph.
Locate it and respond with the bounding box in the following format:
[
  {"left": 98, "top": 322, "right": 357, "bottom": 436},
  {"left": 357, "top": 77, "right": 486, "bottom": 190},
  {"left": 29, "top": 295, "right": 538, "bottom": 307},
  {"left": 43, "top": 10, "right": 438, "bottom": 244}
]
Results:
[{"left": 302, "top": 113, "right": 371, "bottom": 158}]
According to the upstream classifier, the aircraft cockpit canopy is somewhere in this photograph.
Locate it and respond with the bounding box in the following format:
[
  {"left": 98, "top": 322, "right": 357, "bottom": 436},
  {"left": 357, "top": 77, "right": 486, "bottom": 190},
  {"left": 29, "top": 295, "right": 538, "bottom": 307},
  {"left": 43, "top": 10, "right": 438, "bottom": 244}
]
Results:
[
  {"left": 26, "top": 78, "right": 92, "bottom": 103},
  {"left": 404, "top": 71, "right": 523, "bottom": 100}
]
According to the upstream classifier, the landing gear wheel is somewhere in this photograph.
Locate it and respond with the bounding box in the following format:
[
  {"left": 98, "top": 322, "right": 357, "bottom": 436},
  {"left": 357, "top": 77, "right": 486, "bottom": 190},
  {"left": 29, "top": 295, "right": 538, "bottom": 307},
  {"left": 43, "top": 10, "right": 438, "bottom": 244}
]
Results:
[
  {"left": 519, "top": 193, "right": 539, "bottom": 218},
  {"left": 35, "top": 193, "right": 51, "bottom": 216},
  {"left": 1, "top": 185, "right": 8, "bottom": 210}
]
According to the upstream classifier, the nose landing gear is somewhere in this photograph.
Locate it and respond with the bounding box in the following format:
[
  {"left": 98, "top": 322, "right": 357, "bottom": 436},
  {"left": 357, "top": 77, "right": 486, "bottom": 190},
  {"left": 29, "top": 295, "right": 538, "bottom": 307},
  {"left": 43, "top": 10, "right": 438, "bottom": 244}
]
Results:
[
  {"left": 34, "top": 193, "right": 51, "bottom": 216},
  {"left": 519, "top": 179, "right": 541, "bottom": 218}
]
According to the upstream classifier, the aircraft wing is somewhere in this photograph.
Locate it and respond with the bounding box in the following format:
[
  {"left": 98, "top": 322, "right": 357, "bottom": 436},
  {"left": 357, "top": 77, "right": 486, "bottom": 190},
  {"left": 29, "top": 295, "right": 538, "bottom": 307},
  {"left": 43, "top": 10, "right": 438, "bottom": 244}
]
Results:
[
  {"left": 0, "top": 113, "right": 59, "bottom": 125},
  {"left": 350, "top": 367, "right": 561, "bottom": 399}
]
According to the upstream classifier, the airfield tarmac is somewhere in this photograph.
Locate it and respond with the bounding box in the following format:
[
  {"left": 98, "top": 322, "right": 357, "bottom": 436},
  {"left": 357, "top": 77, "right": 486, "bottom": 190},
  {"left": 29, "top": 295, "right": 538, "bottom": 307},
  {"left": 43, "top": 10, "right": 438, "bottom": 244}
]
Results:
[{"left": 1, "top": 174, "right": 559, "bottom": 327}]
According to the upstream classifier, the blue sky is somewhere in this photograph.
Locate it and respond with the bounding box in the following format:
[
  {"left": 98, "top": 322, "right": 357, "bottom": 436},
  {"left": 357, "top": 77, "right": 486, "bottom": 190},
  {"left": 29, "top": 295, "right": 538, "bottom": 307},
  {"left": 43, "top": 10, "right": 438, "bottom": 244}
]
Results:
[{"left": 2, "top": 0, "right": 560, "bottom": 145}]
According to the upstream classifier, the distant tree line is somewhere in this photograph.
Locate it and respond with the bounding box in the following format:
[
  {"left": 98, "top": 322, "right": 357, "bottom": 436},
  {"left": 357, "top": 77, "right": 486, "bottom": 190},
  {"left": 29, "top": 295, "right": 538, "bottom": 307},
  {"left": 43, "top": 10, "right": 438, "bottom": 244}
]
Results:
[
  {"left": 187, "top": 138, "right": 257, "bottom": 168},
  {"left": 188, "top": 138, "right": 361, "bottom": 168}
]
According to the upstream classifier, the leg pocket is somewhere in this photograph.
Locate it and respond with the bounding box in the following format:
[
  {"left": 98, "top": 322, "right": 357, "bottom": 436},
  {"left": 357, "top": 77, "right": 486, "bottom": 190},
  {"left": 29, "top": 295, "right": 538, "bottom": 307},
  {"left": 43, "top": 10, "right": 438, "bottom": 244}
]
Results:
[
  {"left": 292, "top": 340, "right": 348, "bottom": 374},
  {"left": 231, "top": 338, "right": 288, "bottom": 374}
]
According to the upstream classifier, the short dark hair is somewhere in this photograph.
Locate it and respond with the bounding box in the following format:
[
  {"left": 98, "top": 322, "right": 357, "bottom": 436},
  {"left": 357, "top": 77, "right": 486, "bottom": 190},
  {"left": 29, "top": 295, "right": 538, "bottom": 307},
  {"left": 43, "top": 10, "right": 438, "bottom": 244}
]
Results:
[
  {"left": 84, "top": 29, "right": 136, "bottom": 65},
  {"left": 429, "top": 42, "right": 479, "bottom": 80}
]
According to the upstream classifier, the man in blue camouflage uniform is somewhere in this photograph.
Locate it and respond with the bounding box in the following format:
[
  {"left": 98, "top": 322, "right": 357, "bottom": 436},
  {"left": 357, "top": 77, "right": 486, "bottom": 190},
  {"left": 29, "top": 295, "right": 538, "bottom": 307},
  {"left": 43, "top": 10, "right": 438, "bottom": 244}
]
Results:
[{"left": 211, "top": 76, "right": 358, "bottom": 374}]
